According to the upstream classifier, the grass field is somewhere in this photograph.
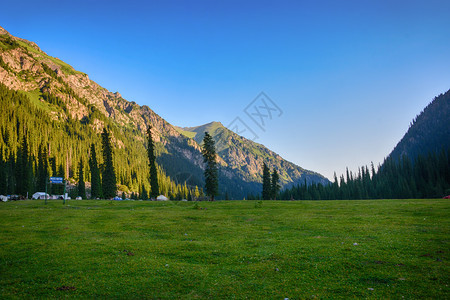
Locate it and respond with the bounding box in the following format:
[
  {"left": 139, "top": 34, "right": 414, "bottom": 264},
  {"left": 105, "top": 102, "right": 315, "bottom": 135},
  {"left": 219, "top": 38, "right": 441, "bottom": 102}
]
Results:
[{"left": 0, "top": 199, "right": 448, "bottom": 299}]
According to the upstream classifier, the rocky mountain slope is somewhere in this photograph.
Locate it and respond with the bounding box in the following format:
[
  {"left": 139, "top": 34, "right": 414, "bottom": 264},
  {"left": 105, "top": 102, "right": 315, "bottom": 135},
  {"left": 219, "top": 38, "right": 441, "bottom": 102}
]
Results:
[
  {"left": 0, "top": 25, "right": 329, "bottom": 199},
  {"left": 181, "top": 122, "right": 328, "bottom": 187}
]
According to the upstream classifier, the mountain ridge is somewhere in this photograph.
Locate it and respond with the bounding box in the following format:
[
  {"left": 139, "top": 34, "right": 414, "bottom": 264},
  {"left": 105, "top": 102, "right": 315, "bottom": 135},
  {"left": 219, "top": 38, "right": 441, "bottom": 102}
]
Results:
[
  {"left": 0, "top": 25, "right": 329, "bottom": 199},
  {"left": 388, "top": 89, "right": 450, "bottom": 161}
]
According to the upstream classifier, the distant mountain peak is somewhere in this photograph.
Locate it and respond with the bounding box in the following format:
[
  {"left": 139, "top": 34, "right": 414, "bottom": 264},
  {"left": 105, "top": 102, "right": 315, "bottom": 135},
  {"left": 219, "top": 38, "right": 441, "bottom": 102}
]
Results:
[
  {"left": 182, "top": 121, "right": 329, "bottom": 188},
  {"left": 183, "top": 121, "right": 223, "bottom": 131}
]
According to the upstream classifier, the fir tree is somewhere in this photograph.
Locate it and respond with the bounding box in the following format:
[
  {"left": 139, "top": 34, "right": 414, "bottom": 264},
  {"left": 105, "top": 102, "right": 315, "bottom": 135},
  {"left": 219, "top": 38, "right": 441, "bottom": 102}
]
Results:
[
  {"left": 89, "top": 144, "right": 102, "bottom": 199},
  {"left": 16, "top": 134, "right": 32, "bottom": 197},
  {"left": 0, "top": 147, "right": 6, "bottom": 194},
  {"left": 262, "top": 162, "right": 271, "bottom": 200},
  {"left": 141, "top": 184, "right": 148, "bottom": 200},
  {"left": 147, "top": 125, "right": 159, "bottom": 198},
  {"left": 202, "top": 132, "right": 218, "bottom": 201},
  {"left": 271, "top": 169, "right": 280, "bottom": 200},
  {"left": 101, "top": 128, "right": 117, "bottom": 198},
  {"left": 36, "top": 143, "right": 49, "bottom": 192},
  {"left": 77, "top": 159, "right": 86, "bottom": 199}
]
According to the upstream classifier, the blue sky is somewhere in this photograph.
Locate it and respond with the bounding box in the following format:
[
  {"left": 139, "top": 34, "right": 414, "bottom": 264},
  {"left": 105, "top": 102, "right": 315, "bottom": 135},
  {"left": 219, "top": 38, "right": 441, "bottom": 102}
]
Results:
[{"left": 2, "top": 0, "right": 450, "bottom": 180}]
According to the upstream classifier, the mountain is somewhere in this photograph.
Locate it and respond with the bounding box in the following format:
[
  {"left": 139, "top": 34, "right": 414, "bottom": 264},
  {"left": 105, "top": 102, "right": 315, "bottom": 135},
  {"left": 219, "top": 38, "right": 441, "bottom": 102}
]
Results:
[
  {"left": 0, "top": 25, "right": 329, "bottom": 199},
  {"left": 180, "top": 122, "right": 328, "bottom": 189},
  {"left": 389, "top": 90, "right": 450, "bottom": 161},
  {"left": 279, "top": 89, "right": 450, "bottom": 200}
]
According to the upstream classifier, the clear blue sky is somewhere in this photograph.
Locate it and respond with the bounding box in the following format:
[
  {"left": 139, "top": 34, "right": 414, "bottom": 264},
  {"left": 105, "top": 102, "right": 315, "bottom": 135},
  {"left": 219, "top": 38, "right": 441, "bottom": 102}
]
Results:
[{"left": 3, "top": 0, "right": 450, "bottom": 180}]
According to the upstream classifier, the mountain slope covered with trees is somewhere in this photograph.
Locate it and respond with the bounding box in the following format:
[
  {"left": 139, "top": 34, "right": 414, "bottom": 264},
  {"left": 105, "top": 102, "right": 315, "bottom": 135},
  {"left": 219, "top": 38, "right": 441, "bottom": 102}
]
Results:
[
  {"left": 279, "top": 90, "right": 450, "bottom": 200},
  {"left": 389, "top": 90, "right": 450, "bottom": 162},
  {"left": 0, "top": 25, "right": 328, "bottom": 199}
]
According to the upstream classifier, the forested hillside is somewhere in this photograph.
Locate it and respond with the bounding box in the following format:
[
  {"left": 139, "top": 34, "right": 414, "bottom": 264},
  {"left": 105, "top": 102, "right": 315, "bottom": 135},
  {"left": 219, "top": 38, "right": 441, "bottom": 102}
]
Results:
[
  {"left": 279, "top": 149, "right": 450, "bottom": 200},
  {"left": 0, "top": 83, "right": 198, "bottom": 199},
  {"left": 280, "top": 90, "right": 450, "bottom": 200},
  {"left": 0, "top": 26, "right": 328, "bottom": 199},
  {"left": 389, "top": 90, "right": 450, "bottom": 161}
]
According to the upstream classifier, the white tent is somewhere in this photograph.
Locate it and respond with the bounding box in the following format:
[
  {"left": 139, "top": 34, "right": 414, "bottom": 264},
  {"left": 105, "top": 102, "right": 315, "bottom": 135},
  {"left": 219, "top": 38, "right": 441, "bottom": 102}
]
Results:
[
  {"left": 32, "top": 192, "right": 49, "bottom": 200},
  {"left": 0, "top": 195, "right": 7, "bottom": 202},
  {"left": 156, "top": 195, "right": 168, "bottom": 201}
]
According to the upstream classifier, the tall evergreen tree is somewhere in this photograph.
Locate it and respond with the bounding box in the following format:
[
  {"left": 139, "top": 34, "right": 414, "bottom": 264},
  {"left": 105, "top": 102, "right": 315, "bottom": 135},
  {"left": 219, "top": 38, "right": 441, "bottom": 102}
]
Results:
[
  {"left": 140, "top": 184, "right": 148, "bottom": 200},
  {"left": 0, "top": 147, "right": 7, "bottom": 194},
  {"left": 77, "top": 159, "right": 86, "bottom": 199},
  {"left": 202, "top": 132, "right": 218, "bottom": 201},
  {"left": 6, "top": 155, "right": 15, "bottom": 195},
  {"left": 16, "top": 134, "right": 32, "bottom": 197},
  {"left": 89, "top": 144, "right": 102, "bottom": 199},
  {"left": 271, "top": 169, "right": 280, "bottom": 200},
  {"left": 262, "top": 162, "right": 271, "bottom": 200},
  {"left": 36, "top": 143, "right": 48, "bottom": 191},
  {"left": 147, "top": 125, "right": 159, "bottom": 198},
  {"left": 101, "top": 128, "right": 117, "bottom": 198}
]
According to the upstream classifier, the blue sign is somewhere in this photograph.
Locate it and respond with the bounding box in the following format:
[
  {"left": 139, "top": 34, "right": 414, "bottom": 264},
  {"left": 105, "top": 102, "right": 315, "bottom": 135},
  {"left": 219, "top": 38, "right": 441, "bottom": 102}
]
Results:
[{"left": 50, "top": 177, "right": 63, "bottom": 184}]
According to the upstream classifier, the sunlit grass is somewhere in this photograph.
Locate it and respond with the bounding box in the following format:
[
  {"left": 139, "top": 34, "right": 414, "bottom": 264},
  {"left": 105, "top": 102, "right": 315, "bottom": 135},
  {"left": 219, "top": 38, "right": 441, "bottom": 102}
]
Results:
[{"left": 0, "top": 199, "right": 448, "bottom": 298}]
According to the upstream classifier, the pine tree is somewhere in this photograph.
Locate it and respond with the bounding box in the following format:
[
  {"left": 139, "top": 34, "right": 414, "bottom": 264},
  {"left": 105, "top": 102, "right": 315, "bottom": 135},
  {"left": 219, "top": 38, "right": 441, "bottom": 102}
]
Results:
[
  {"left": 77, "top": 159, "right": 86, "bottom": 199},
  {"left": 17, "top": 134, "right": 32, "bottom": 197},
  {"left": 101, "top": 128, "right": 117, "bottom": 198},
  {"left": 0, "top": 147, "right": 6, "bottom": 194},
  {"left": 147, "top": 125, "right": 159, "bottom": 198},
  {"left": 36, "top": 143, "right": 48, "bottom": 191},
  {"left": 141, "top": 184, "right": 148, "bottom": 200},
  {"left": 89, "top": 144, "right": 102, "bottom": 199},
  {"left": 271, "top": 169, "right": 280, "bottom": 200},
  {"left": 202, "top": 132, "right": 218, "bottom": 201},
  {"left": 4, "top": 154, "right": 12, "bottom": 195},
  {"left": 262, "top": 162, "right": 271, "bottom": 200}
]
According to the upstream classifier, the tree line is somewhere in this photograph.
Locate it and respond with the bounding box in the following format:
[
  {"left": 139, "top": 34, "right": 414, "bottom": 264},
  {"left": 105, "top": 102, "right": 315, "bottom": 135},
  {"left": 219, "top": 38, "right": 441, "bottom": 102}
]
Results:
[
  {"left": 246, "top": 162, "right": 281, "bottom": 200},
  {"left": 278, "top": 149, "right": 450, "bottom": 200}
]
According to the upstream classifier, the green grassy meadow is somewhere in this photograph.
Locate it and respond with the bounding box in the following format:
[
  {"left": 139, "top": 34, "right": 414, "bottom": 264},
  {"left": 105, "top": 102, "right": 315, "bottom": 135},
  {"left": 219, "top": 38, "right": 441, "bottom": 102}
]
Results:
[{"left": 0, "top": 199, "right": 448, "bottom": 299}]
